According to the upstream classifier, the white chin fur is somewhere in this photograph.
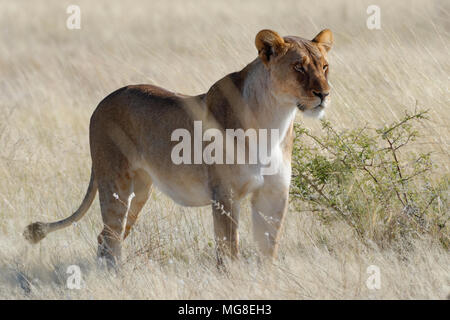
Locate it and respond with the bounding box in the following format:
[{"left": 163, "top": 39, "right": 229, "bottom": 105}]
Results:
[{"left": 303, "top": 107, "right": 325, "bottom": 119}]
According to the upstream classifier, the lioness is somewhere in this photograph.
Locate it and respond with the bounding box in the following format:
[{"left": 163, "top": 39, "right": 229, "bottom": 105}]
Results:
[{"left": 24, "top": 29, "right": 333, "bottom": 267}]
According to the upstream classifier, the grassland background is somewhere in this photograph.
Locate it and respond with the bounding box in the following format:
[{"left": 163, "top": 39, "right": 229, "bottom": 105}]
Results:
[{"left": 0, "top": 0, "right": 448, "bottom": 299}]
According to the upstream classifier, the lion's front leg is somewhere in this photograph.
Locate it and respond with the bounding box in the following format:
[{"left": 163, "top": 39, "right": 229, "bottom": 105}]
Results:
[
  {"left": 211, "top": 186, "right": 241, "bottom": 265},
  {"left": 251, "top": 174, "right": 290, "bottom": 259}
]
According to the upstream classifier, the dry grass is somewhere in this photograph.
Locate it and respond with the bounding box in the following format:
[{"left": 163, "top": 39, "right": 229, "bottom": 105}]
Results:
[{"left": 0, "top": 0, "right": 449, "bottom": 299}]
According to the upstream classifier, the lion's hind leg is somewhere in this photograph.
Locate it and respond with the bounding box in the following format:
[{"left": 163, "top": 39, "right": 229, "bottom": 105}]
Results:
[
  {"left": 96, "top": 172, "right": 134, "bottom": 269},
  {"left": 123, "top": 169, "right": 152, "bottom": 240}
]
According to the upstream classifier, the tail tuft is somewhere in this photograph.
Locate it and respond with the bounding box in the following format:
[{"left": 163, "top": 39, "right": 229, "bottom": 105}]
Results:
[{"left": 23, "top": 222, "right": 49, "bottom": 244}]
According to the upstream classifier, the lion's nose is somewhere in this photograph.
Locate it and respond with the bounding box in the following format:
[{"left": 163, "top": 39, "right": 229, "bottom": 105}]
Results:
[{"left": 312, "top": 91, "right": 329, "bottom": 101}]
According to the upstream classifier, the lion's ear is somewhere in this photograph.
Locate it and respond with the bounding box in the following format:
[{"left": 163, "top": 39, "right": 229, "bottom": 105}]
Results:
[
  {"left": 312, "top": 29, "right": 333, "bottom": 52},
  {"left": 255, "top": 29, "right": 286, "bottom": 65}
]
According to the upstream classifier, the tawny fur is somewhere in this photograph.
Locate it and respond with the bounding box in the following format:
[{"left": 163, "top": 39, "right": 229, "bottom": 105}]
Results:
[{"left": 24, "top": 29, "right": 333, "bottom": 267}]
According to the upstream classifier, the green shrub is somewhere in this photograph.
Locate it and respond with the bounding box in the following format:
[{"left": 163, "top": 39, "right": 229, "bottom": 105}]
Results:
[{"left": 291, "top": 110, "right": 449, "bottom": 248}]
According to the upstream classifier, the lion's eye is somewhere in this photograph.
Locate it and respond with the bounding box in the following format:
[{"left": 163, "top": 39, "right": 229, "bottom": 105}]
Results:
[
  {"left": 323, "top": 65, "right": 328, "bottom": 71},
  {"left": 294, "top": 63, "right": 305, "bottom": 73}
]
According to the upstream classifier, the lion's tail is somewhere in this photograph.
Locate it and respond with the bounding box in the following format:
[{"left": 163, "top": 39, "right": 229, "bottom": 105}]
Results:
[{"left": 23, "top": 169, "right": 98, "bottom": 244}]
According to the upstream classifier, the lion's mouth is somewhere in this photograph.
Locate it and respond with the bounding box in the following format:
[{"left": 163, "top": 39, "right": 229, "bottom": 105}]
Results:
[
  {"left": 296, "top": 103, "right": 306, "bottom": 111},
  {"left": 314, "top": 104, "right": 325, "bottom": 111},
  {"left": 297, "top": 103, "right": 325, "bottom": 112}
]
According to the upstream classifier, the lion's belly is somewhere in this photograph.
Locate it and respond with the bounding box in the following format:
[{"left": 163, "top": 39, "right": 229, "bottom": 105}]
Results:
[
  {"left": 138, "top": 142, "right": 287, "bottom": 207},
  {"left": 153, "top": 178, "right": 211, "bottom": 207},
  {"left": 142, "top": 163, "right": 212, "bottom": 207},
  {"left": 141, "top": 163, "right": 266, "bottom": 207}
]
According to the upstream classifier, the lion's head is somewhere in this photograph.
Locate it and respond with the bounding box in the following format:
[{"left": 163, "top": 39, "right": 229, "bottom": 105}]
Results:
[{"left": 255, "top": 29, "right": 333, "bottom": 118}]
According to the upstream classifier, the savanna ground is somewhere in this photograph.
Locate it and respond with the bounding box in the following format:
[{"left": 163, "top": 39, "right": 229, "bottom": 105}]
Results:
[{"left": 0, "top": 0, "right": 449, "bottom": 299}]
